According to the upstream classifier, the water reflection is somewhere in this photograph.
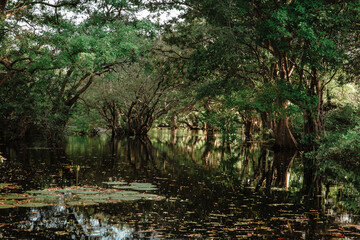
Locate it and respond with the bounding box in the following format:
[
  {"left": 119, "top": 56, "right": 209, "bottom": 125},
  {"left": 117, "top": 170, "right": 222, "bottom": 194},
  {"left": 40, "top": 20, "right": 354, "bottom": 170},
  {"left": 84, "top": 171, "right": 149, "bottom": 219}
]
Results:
[
  {"left": 1, "top": 129, "right": 360, "bottom": 239},
  {"left": 11, "top": 205, "right": 133, "bottom": 239}
]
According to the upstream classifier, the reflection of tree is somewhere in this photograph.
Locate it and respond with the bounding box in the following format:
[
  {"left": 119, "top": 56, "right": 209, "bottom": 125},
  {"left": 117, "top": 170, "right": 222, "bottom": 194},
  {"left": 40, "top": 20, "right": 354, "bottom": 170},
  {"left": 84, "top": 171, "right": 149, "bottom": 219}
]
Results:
[
  {"left": 12, "top": 206, "right": 133, "bottom": 239},
  {"left": 216, "top": 141, "right": 298, "bottom": 193},
  {"left": 273, "top": 151, "right": 297, "bottom": 189},
  {"left": 202, "top": 138, "right": 214, "bottom": 165},
  {"left": 153, "top": 130, "right": 217, "bottom": 166},
  {"left": 253, "top": 149, "right": 297, "bottom": 192},
  {"left": 125, "top": 137, "right": 156, "bottom": 172},
  {"left": 301, "top": 156, "right": 325, "bottom": 212},
  {"left": 302, "top": 157, "right": 322, "bottom": 198},
  {"left": 0, "top": 143, "right": 75, "bottom": 189}
]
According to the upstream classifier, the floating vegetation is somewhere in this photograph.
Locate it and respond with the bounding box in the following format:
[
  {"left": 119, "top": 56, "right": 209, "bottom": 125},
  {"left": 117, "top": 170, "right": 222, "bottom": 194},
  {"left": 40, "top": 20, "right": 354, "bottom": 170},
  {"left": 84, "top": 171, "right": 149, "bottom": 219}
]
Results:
[
  {"left": 0, "top": 194, "right": 27, "bottom": 200},
  {"left": 0, "top": 204, "right": 15, "bottom": 209},
  {"left": 0, "top": 182, "right": 164, "bottom": 209},
  {"left": 103, "top": 181, "right": 128, "bottom": 185},
  {"left": 17, "top": 202, "right": 51, "bottom": 208},
  {"left": 33, "top": 194, "right": 60, "bottom": 200},
  {"left": 113, "top": 182, "right": 158, "bottom": 191}
]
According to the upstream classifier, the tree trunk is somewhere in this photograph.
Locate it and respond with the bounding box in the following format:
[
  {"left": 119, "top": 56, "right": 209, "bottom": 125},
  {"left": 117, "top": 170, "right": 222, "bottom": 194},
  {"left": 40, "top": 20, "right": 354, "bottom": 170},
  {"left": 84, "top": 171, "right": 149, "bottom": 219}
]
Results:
[
  {"left": 170, "top": 115, "right": 177, "bottom": 130},
  {"left": 125, "top": 117, "right": 152, "bottom": 136},
  {"left": 302, "top": 155, "right": 322, "bottom": 198},
  {"left": 273, "top": 100, "right": 298, "bottom": 149},
  {"left": 274, "top": 116, "right": 298, "bottom": 149},
  {"left": 0, "top": 0, "right": 8, "bottom": 16},
  {"left": 303, "top": 68, "right": 325, "bottom": 149},
  {"left": 260, "top": 112, "right": 274, "bottom": 139},
  {"left": 273, "top": 151, "right": 297, "bottom": 190},
  {"left": 244, "top": 117, "right": 257, "bottom": 142}
]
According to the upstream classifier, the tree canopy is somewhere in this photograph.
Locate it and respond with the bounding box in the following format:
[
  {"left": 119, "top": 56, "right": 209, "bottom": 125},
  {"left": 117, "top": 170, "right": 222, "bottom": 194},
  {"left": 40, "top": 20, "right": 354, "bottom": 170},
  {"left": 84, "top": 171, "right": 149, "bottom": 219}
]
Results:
[{"left": 0, "top": 0, "right": 359, "bottom": 156}]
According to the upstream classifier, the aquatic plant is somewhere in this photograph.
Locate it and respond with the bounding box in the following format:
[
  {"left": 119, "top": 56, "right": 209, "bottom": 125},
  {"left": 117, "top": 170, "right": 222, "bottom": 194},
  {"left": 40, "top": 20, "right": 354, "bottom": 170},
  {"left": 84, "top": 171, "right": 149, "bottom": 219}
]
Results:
[{"left": 0, "top": 182, "right": 164, "bottom": 209}]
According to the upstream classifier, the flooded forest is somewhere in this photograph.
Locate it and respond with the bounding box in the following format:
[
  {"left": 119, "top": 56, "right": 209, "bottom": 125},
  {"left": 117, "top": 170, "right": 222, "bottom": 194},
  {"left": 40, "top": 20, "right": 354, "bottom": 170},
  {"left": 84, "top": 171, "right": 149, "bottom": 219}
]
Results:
[{"left": 1, "top": 0, "right": 360, "bottom": 239}]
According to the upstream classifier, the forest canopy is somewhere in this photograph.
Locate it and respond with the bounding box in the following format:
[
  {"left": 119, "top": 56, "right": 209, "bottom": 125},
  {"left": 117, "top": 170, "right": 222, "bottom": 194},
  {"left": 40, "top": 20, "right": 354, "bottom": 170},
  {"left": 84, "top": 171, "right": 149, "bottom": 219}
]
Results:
[{"left": 0, "top": 0, "right": 359, "bottom": 162}]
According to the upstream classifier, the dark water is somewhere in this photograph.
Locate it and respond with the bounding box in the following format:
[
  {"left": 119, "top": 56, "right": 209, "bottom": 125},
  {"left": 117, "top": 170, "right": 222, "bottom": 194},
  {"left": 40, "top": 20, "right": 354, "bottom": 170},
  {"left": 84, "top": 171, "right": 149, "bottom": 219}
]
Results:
[{"left": 1, "top": 129, "right": 360, "bottom": 239}]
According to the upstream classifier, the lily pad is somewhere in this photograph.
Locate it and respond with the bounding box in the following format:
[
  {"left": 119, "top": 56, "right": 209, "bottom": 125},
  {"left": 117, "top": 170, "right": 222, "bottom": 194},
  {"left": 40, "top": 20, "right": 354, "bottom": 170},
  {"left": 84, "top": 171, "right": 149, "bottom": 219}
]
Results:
[
  {"left": 70, "top": 190, "right": 99, "bottom": 195},
  {"left": 0, "top": 194, "right": 27, "bottom": 200},
  {"left": 103, "top": 181, "right": 128, "bottom": 185},
  {"left": 79, "top": 195, "right": 110, "bottom": 200},
  {"left": 113, "top": 186, "right": 135, "bottom": 190},
  {"left": 111, "top": 191, "right": 140, "bottom": 196},
  {"left": 33, "top": 195, "right": 60, "bottom": 200},
  {"left": 66, "top": 200, "right": 97, "bottom": 206},
  {"left": 22, "top": 184, "right": 165, "bottom": 207},
  {"left": 55, "top": 189, "right": 81, "bottom": 194},
  {"left": 114, "top": 183, "right": 158, "bottom": 191},
  {"left": 109, "top": 195, "right": 143, "bottom": 201},
  {"left": 0, "top": 204, "right": 15, "bottom": 209},
  {"left": 27, "top": 190, "right": 57, "bottom": 195},
  {"left": 17, "top": 202, "right": 51, "bottom": 208},
  {"left": 1, "top": 200, "right": 16, "bottom": 205}
]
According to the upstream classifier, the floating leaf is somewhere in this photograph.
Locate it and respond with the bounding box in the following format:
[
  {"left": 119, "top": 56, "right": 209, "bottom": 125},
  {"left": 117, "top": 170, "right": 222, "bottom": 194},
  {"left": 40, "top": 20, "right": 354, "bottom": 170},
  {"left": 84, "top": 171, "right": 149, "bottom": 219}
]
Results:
[
  {"left": 20, "top": 184, "right": 165, "bottom": 207},
  {"left": 66, "top": 201, "right": 88, "bottom": 206},
  {"left": 70, "top": 190, "right": 99, "bottom": 195},
  {"left": 109, "top": 195, "right": 143, "bottom": 201},
  {"left": 27, "top": 190, "right": 57, "bottom": 195},
  {"left": 103, "top": 181, "right": 128, "bottom": 185},
  {"left": 113, "top": 186, "right": 134, "bottom": 190},
  {"left": 33, "top": 195, "right": 60, "bottom": 200},
  {"left": 0, "top": 194, "right": 27, "bottom": 200},
  {"left": 1, "top": 200, "right": 16, "bottom": 205},
  {"left": 68, "top": 200, "right": 98, "bottom": 206},
  {"left": 0, "top": 204, "right": 15, "bottom": 209},
  {"left": 110, "top": 191, "right": 140, "bottom": 196},
  {"left": 79, "top": 195, "right": 109, "bottom": 200},
  {"left": 114, "top": 183, "right": 158, "bottom": 191},
  {"left": 17, "top": 202, "right": 51, "bottom": 208}
]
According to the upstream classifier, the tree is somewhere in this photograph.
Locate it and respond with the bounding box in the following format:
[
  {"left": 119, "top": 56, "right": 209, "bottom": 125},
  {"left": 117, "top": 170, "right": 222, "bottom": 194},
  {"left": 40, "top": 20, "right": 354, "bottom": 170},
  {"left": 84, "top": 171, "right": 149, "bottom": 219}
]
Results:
[
  {"left": 83, "top": 47, "right": 186, "bottom": 136},
  {"left": 157, "top": 0, "right": 360, "bottom": 149},
  {"left": 0, "top": 0, "right": 151, "bottom": 141}
]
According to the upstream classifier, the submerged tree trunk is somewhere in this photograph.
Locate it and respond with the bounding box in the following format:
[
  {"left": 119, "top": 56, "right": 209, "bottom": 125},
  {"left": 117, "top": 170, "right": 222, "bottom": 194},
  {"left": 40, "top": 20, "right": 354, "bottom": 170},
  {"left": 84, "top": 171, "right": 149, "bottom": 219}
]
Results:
[
  {"left": 303, "top": 69, "right": 325, "bottom": 150},
  {"left": 273, "top": 150, "right": 297, "bottom": 190},
  {"left": 302, "top": 154, "right": 323, "bottom": 198},
  {"left": 260, "top": 112, "right": 274, "bottom": 139},
  {"left": 243, "top": 117, "right": 258, "bottom": 142}
]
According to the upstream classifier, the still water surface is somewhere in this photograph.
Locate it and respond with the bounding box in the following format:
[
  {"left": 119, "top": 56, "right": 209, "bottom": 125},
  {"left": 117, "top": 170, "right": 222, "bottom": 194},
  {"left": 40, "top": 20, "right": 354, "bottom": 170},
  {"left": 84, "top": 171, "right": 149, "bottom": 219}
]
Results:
[{"left": 0, "top": 129, "right": 360, "bottom": 239}]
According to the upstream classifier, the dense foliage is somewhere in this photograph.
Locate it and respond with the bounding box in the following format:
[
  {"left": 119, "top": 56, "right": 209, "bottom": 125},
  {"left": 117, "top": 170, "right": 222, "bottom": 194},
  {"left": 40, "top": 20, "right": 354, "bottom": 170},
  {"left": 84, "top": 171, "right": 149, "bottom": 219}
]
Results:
[{"left": 1, "top": 0, "right": 359, "bottom": 162}]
